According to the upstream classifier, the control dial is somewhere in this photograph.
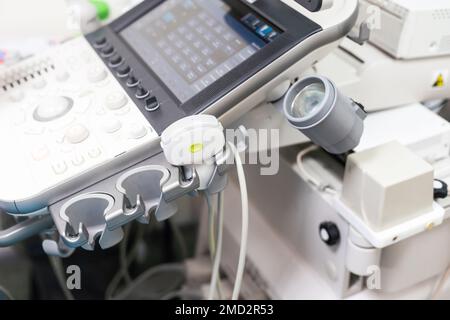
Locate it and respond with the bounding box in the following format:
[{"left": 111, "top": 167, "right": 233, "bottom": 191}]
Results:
[
  {"left": 319, "top": 222, "right": 340, "bottom": 246},
  {"left": 33, "top": 96, "right": 74, "bottom": 122}
]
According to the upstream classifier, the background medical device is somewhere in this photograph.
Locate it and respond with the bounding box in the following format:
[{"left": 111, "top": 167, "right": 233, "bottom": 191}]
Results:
[
  {"left": 0, "top": 0, "right": 358, "bottom": 215},
  {"left": 357, "top": 0, "right": 450, "bottom": 60},
  {"left": 283, "top": 75, "right": 366, "bottom": 154},
  {"left": 299, "top": 0, "right": 450, "bottom": 111}
]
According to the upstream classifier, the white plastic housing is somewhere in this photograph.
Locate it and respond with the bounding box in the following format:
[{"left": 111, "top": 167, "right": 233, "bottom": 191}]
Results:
[{"left": 341, "top": 141, "right": 434, "bottom": 232}]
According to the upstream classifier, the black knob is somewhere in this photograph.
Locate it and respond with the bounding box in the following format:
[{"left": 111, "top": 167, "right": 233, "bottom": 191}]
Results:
[
  {"left": 116, "top": 65, "right": 131, "bottom": 78},
  {"left": 93, "top": 37, "right": 107, "bottom": 48},
  {"left": 135, "top": 85, "right": 150, "bottom": 99},
  {"left": 434, "top": 179, "right": 448, "bottom": 199},
  {"left": 126, "top": 74, "right": 139, "bottom": 87},
  {"left": 109, "top": 55, "right": 123, "bottom": 67},
  {"left": 145, "top": 96, "right": 160, "bottom": 112},
  {"left": 100, "top": 45, "right": 114, "bottom": 57},
  {"left": 319, "top": 222, "right": 340, "bottom": 246}
]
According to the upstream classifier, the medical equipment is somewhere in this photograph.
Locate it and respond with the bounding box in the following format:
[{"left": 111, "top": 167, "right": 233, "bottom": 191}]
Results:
[
  {"left": 283, "top": 75, "right": 366, "bottom": 154},
  {"left": 0, "top": 0, "right": 358, "bottom": 217},
  {"left": 0, "top": 0, "right": 377, "bottom": 301},
  {"left": 293, "top": 0, "right": 450, "bottom": 111},
  {"left": 214, "top": 1, "right": 450, "bottom": 299},
  {"left": 357, "top": 0, "right": 450, "bottom": 60},
  {"left": 221, "top": 144, "right": 449, "bottom": 299},
  {"left": 310, "top": 38, "right": 450, "bottom": 112}
]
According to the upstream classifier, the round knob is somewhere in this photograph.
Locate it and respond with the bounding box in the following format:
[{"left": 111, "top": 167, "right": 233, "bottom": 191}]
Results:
[
  {"left": 126, "top": 74, "right": 139, "bottom": 87},
  {"left": 319, "top": 222, "right": 340, "bottom": 246},
  {"left": 109, "top": 55, "right": 123, "bottom": 68},
  {"left": 100, "top": 44, "right": 115, "bottom": 57},
  {"left": 135, "top": 85, "right": 150, "bottom": 99},
  {"left": 33, "top": 96, "right": 73, "bottom": 122},
  {"left": 105, "top": 91, "right": 127, "bottom": 110},
  {"left": 434, "top": 179, "right": 448, "bottom": 199},
  {"left": 93, "top": 37, "right": 107, "bottom": 48},
  {"left": 116, "top": 65, "right": 131, "bottom": 78},
  {"left": 87, "top": 65, "right": 107, "bottom": 83},
  {"left": 65, "top": 124, "right": 90, "bottom": 144}
]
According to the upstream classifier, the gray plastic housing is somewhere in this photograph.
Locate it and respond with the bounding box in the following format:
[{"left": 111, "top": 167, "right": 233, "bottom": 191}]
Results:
[{"left": 283, "top": 76, "right": 366, "bottom": 154}]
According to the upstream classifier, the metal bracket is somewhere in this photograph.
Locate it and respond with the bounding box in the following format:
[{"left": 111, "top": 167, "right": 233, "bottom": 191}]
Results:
[{"left": 47, "top": 147, "right": 232, "bottom": 251}]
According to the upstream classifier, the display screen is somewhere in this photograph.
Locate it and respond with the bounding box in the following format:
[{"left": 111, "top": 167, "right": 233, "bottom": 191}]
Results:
[{"left": 121, "top": 0, "right": 268, "bottom": 103}]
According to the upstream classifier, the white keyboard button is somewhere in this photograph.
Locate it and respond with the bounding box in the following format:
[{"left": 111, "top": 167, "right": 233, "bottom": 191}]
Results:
[
  {"left": 102, "top": 118, "right": 122, "bottom": 133},
  {"left": 105, "top": 91, "right": 128, "bottom": 110},
  {"left": 55, "top": 71, "right": 70, "bottom": 82},
  {"left": 71, "top": 154, "right": 85, "bottom": 166},
  {"left": 9, "top": 90, "right": 25, "bottom": 102},
  {"left": 87, "top": 65, "right": 107, "bottom": 83},
  {"left": 33, "top": 78, "right": 47, "bottom": 89},
  {"left": 127, "top": 124, "right": 147, "bottom": 139},
  {"left": 88, "top": 147, "right": 102, "bottom": 158},
  {"left": 65, "top": 124, "right": 90, "bottom": 144},
  {"left": 31, "top": 145, "right": 50, "bottom": 161},
  {"left": 51, "top": 160, "right": 68, "bottom": 175},
  {"left": 34, "top": 96, "right": 73, "bottom": 122}
]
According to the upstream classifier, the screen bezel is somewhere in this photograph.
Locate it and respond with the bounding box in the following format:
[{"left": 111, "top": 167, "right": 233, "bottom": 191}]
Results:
[{"left": 102, "top": 0, "right": 321, "bottom": 116}]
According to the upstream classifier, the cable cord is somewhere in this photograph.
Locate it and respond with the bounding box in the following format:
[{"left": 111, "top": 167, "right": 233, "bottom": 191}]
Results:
[
  {"left": 120, "top": 224, "right": 133, "bottom": 283},
  {"left": 430, "top": 265, "right": 450, "bottom": 299},
  {"left": 111, "top": 263, "right": 186, "bottom": 300},
  {"left": 0, "top": 285, "right": 14, "bottom": 300},
  {"left": 227, "top": 142, "right": 249, "bottom": 300},
  {"left": 48, "top": 255, "right": 75, "bottom": 300},
  {"left": 205, "top": 191, "right": 223, "bottom": 299},
  {"left": 169, "top": 218, "right": 188, "bottom": 261},
  {"left": 208, "top": 191, "right": 224, "bottom": 300},
  {"left": 105, "top": 222, "right": 146, "bottom": 299},
  {"left": 107, "top": 219, "right": 187, "bottom": 300}
]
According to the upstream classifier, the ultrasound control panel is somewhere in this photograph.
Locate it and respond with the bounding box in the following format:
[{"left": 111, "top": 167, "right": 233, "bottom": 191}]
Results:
[
  {"left": 86, "top": 0, "right": 322, "bottom": 133},
  {"left": 0, "top": 0, "right": 338, "bottom": 214}
]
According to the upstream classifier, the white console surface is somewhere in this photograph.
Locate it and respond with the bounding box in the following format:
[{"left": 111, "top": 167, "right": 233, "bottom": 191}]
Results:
[{"left": 0, "top": 37, "right": 158, "bottom": 209}]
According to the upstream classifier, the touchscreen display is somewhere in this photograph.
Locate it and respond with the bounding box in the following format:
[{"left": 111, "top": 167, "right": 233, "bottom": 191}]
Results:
[{"left": 121, "top": 0, "right": 268, "bottom": 103}]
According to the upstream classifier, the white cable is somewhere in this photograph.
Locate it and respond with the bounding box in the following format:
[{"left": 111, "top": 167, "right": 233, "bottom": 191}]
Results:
[
  {"left": 430, "top": 265, "right": 450, "bottom": 299},
  {"left": 48, "top": 255, "right": 75, "bottom": 300},
  {"left": 0, "top": 285, "right": 14, "bottom": 300},
  {"left": 227, "top": 142, "right": 249, "bottom": 300},
  {"left": 208, "top": 191, "right": 224, "bottom": 300}
]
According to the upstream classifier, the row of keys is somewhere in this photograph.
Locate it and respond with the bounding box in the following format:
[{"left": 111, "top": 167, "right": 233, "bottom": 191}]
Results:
[
  {"left": 49, "top": 147, "right": 102, "bottom": 175},
  {"left": 8, "top": 70, "right": 71, "bottom": 103},
  {"left": 92, "top": 37, "right": 161, "bottom": 113}
]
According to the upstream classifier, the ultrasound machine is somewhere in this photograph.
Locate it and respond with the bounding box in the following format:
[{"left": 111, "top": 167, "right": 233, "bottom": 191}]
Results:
[{"left": 0, "top": 0, "right": 359, "bottom": 299}]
